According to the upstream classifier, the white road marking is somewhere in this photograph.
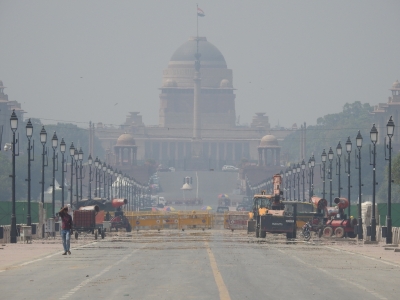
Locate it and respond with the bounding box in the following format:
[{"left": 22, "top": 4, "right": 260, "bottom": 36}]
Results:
[
  {"left": 288, "top": 252, "right": 388, "bottom": 300},
  {"left": 325, "top": 246, "right": 400, "bottom": 268},
  {"left": 59, "top": 244, "right": 145, "bottom": 300}
]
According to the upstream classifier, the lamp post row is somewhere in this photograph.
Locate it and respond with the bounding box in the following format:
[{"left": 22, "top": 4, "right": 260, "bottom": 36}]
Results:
[
  {"left": 276, "top": 117, "right": 395, "bottom": 242},
  {"left": 7, "top": 110, "right": 147, "bottom": 243}
]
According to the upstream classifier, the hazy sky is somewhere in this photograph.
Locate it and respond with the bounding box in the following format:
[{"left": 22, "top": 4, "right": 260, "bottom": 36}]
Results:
[{"left": 1, "top": 1, "right": 399, "bottom": 128}]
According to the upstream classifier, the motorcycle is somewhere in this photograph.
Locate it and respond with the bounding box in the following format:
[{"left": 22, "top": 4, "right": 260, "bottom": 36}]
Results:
[{"left": 301, "top": 221, "right": 312, "bottom": 241}]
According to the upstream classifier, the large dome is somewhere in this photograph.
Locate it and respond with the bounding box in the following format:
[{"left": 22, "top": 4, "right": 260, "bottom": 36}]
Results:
[
  {"left": 170, "top": 37, "right": 226, "bottom": 65},
  {"left": 116, "top": 133, "right": 135, "bottom": 146},
  {"left": 259, "top": 135, "right": 279, "bottom": 147}
]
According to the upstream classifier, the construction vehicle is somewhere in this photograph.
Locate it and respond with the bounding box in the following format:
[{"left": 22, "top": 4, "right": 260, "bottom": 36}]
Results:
[
  {"left": 322, "top": 197, "right": 357, "bottom": 238},
  {"left": 248, "top": 174, "right": 297, "bottom": 239},
  {"left": 110, "top": 198, "right": 132, "bottom": 232}
]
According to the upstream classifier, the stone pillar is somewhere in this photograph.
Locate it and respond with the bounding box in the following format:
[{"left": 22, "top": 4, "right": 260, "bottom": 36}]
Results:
[
  {"left": 264, "top": 148, "right": 268, "bottom": 166},
  {"left": 276, "top": 148, "right": 281, "bottom": 166},
  {"left": 258, "top": 148, "right": 262, "bottom": 166}
]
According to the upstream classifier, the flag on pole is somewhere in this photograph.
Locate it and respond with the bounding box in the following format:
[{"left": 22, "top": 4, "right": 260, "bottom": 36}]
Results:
[{"left": 197, "top": 7, "right": 205, "bottom": 17}]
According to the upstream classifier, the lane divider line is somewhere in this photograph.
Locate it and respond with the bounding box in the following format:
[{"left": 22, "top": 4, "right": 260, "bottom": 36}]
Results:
[{"left": 205, "top": 241, "right": 231, "bottom": 300}]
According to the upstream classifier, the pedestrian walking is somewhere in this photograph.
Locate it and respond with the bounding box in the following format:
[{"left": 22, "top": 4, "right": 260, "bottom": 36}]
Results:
[{"left": 59, "top": 206, "right": 73, "bottom": 255}]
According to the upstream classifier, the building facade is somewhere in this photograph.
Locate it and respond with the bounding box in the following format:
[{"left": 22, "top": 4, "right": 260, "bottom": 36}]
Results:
[{"left": 96, "top": 37, "right": 293, "bottom": 170}]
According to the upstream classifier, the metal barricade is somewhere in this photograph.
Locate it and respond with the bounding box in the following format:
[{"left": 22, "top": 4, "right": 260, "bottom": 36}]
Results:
[
  {"left": 225, "top": 212, "right": 249, "bottom": 231},
  {"left": 178, "top": 211, "right": 212, "bottom": 231}
]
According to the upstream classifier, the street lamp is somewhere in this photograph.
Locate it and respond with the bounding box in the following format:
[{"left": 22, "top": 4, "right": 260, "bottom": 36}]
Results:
[
  {"left": 51, "top": 132, "right": 58, "bottom": 217},
  {"left": 88, "top": 154, "right": 93, "bottom": 200},
  {"left": 344, "top": 137, "right": 352, "bottom": 219},
  {"left": 107, "top": 165, "right": 111, "bottom": 200},
  {"left": 102, "top": 162, "right": 107, "bottom": 200},
  {"left": 97, "top": 160, "right": 102, "bottom": 198},
  {"left": 385, "top": 116, "right": 395, "bottom": 244},
  {"left": 296, "top": 163, "right": 300, "bottom": 201},
  {"left": 328, "top": 147, "right": 334, "bottom": 206},
  {"left": 10, "top": 110, "right": 19, "bottom": 243},
  {"left": 26, "top": 119, "right": 34, "bottom": 226},
  {"left": 78, "top": 148, "right": 84, "bottom": 201},
  {"left": 301, "top": 160, "right": 306, "bottom": 202},
  {"left": 40, "top": 126, "right": 47, "bottom": 205},
  {"left": 292, "top": 165, "right": 297, "bottom": 200},
  {"left": 336, "top": 141, "right": 342, "bottom": 199},
  {"left": 74, "top": 148, "right": 79, "bottom": 205},
  {"left": 356, "top": 130, "right": 363, "bottom": 240},
  {"left": 60, "top": 138, "right": 66, "bottom": 208},
  {"left": 370, "top": 123, "right": 378, "bottom": 241},
  {"left": 310, "top": 155, "right": 315, "bottom": 201},
  {"left": 69, "top": 143, "right": 75, "bottom": 207},
  {"left": 288, "top": 167, "right": 292, "bottom": 200},
  {"left": 285, "top": 170, "right": 288, "bottom": 200},
  {"left": 94, "top": 157, "right": 99, "bottom": 197},
  {"left": 110, "top": 167, "right": 114, "bottom": 200},
  {"left": 321, "top": 149, "right": 327, "bottom": 200}
]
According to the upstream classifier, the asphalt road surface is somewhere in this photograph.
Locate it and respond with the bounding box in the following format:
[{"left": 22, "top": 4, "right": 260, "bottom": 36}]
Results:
[{"left": 1, "top": 230, "right": 399, "bottom": 300}]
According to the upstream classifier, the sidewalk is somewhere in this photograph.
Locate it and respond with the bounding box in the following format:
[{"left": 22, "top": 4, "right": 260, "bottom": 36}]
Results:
[
  {"left": 0, "top": 236, "right": 94, "bottom": 271},
  {"left": 325, "top": 239, "right": 400, "bottom": 266}
]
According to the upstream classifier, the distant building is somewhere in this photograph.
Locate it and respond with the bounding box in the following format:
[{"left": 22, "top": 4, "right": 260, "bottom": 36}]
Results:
[
  {"left": 371, "top": 80, "right": 400, "bottom": 145},
  {"left": 96, "top": 37, "right": 293, "bottom": 171},
  {"left": 0, "top": 81, "right": 25, "bottom": 151}
]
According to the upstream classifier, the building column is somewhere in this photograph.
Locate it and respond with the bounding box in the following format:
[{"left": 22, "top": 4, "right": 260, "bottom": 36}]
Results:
[
  {"left": 276, "top": 148, "right": 281, "bottom": 166},
  {"left": 264, "top": 148, "right": 268, "bottom": 166},
  {"left": 258, "top": 148, "right": 262, "bottom": 166}
]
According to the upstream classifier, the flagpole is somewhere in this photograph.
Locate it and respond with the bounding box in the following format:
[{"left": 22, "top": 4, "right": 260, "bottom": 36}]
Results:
[{"left": 196, "top": 4, "right": 199, "bottom": 54}]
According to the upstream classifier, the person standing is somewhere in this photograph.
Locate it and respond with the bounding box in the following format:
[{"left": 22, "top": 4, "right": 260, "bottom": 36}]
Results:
[{"left": 59, "top": 206, "right": 73, "bottom": 255}]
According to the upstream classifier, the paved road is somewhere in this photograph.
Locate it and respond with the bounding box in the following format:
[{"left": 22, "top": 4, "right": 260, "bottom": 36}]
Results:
[{"left": 1, "top": 231, "right": 399, "bottom": 300}]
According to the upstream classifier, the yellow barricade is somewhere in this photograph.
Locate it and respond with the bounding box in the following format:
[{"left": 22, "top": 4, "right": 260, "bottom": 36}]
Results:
[
  {"left": 126, "top": 212, "right": 180, "bottom": 231},
  {"left": 225, "top": 212, "right": 249, "bottom": 231},
  {"left": 178, "top": 211, "right": 213, "bottom": 231}
]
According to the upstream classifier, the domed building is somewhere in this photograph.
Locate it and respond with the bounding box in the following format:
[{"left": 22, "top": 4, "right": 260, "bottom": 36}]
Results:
[
  {"left": 96, "top": 36, "right": 293, "bottom": 172},
  {"left": 258, "top": 135, "right": 281, "bottom": 166},
  {"left": 159, "top": 37, "right": 236, "bottom": 129},
  {"left": 114, "top": 133, "right": 137, "bottom": 166}
]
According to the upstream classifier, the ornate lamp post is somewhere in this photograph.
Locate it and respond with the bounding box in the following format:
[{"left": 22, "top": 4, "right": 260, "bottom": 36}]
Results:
[
  {"left": 386, "top": 116, "right": 395, "bottom": 244},
  {"left": 356, "top": 130, "right": 363, "bottom": 240},
  {"left": 102, "top": 162, "right": 107, "bottom": 200},
  {"left": 69, "top": 143, "right": 75, "bottom": 207},
  {"left": 292, "top": 165, "right": 297, "bottom": 200},
  {"left": 370, "top": 123, "right": 378, "bottom": 242},
  {"left": 60, "top": 138, "right": 66, "bottom": 208},
  {"left": 26, "top": 119, "right": 34, "bottom": 226},
  {"left": 345, "top": 137, "right": 352, "bottom": 218},
  {"left": 328, "top": 147, "right": 334, "bottom": 206},
  {"left": 10, "top": 110, "right": 19, "bottom": 243},
  {"left": 321, "top": 149, "right": 327, "bottom": 199},
  {"left": 336, "top": 142, "right": 342, "bottom": 199},
  {"left": 109, "top": 167, "right": 114, "bottom": 200},
  {"left": 78, "top": 148, "right": 83, "bottom": 201},
  {"left": 285, "top": 169, "right": 288, "bottom": 199},
  {"left": 301, "top": 160, "right": 306, "bottom": 201},
  {"left": 288, "top": 167, "right": 292, "bottom": 200},
  {"left": 107, "top": 165, "right": 111, "bottom": 200},
  {"left": 310, "top": 155, "right": 315, "bottom": 200},
  {"left": 308, "top": 158, "right": 311, "bottom": 199},
  {"left": 51, "top": 132, "right": 58, "bottom": 217},
  {"left": 88, "top": 154, "right": 93, "bottom": 200},
  {"left": 40, "top": 126, "right": 47, "bottom": 204},
  {"left": 296, "top": 163, "right": 300, "bottom": 201},
  {"left": 97, "top": 160, "right": 102, "bottom": 198},
  {"left": 94, "top": 157, "right": 99, "bottom": 197},
  {"left": 74, "top": 148, "right": 79, "bottom": 205}
]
